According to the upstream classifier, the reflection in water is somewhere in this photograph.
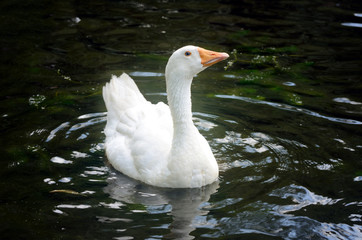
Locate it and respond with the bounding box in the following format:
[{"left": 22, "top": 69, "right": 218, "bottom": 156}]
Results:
[{"left": 104, "top": 171, "right": 219, "bottom": 239}]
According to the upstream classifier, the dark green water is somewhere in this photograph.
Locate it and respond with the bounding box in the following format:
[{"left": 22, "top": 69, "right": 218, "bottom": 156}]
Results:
[{"left": 1, "top": 0, "right": 362, "bottom": 239}]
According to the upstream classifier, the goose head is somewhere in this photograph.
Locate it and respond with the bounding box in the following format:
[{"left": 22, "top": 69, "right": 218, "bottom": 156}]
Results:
[
  {"left": 165, "top": 45, "right": 229, "bottom": 124},
  {"left": 165, "top": 45, "right": 229, "bottom": 80}
]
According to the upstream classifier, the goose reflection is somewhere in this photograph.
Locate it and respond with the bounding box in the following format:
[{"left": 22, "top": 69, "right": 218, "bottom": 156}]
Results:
[{"left": 104, "top": 170, "right": 219, "bottom": 239}]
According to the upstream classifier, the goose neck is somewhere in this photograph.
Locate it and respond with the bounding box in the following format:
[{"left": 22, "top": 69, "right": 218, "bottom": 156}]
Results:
[{"left": 166, "top": 72, "right": 194, "bottom": 126}]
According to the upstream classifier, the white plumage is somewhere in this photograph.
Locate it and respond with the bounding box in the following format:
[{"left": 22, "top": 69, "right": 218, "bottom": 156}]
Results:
[{"left": 103, "top": 46, "right": 229, "bottom": 188}]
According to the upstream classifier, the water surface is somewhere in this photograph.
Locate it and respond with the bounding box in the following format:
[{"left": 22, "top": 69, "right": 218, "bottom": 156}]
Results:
[{"left": 0, "top": 0, "right": 361, "bottom": 239}]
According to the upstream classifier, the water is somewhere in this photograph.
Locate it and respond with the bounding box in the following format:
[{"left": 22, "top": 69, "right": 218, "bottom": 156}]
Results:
[{"left": 1, "top": 0, "right": 361, "bottom": 239}]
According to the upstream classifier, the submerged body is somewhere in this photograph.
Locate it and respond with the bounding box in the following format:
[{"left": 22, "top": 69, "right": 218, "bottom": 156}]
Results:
[{"left": 103, "top": 46, "right": 229, "bottom": 188}]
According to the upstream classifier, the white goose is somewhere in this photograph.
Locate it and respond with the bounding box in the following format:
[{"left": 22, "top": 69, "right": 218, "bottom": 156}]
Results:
[{"left": 103, "top": 46, "right": 229, "bottom": 188}]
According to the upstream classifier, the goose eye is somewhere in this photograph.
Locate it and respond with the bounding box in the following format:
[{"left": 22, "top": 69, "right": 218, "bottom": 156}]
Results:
[{"left": 184, "top": 51, "right": 191, "bottom": 57}]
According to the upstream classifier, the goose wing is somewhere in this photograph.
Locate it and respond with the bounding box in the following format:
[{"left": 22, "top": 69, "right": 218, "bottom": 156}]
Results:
[{"left": 103, "top": 74, "right": 173, "bottom": 183}]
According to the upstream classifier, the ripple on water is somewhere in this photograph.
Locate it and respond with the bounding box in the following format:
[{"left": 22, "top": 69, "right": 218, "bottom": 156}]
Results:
[
  {"left": 42, "top": 109, "right": 361, "bottom": 240},
  {"left": 205, "top": 183, "right": 361, "bottom": 239},
  {"left": 46, "top": 112, "right": 107, "bottom": 142},
  {"left": 56, "top": 204, "right": 92, "bottom": 209},
  {"left": 269, "top": 184, "right": 342, "bottom": 214},
  {"left": 45, "top": 112, "right": 108, "bottom": 206},
  {"left": 333, "top": 97, "right": 362, "bottom": 105},
  {"left": 215, "top": 94, "right": 362, "bottom": 125},
  {"left": 214, "top": 130, "right": 292, "bottom": 173},
  {"left": 50, "top": 156, "right": 73, "bottom": 164}
]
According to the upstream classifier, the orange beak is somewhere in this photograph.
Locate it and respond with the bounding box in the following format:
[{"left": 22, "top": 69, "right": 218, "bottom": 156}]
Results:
[{"left": 197, "top": 47, "right": 229, "bottom": 67}]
